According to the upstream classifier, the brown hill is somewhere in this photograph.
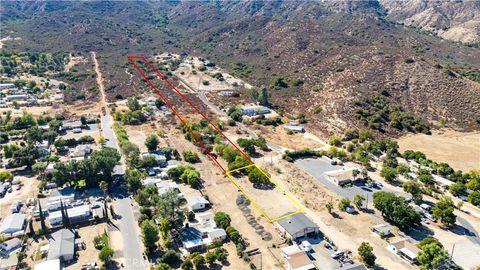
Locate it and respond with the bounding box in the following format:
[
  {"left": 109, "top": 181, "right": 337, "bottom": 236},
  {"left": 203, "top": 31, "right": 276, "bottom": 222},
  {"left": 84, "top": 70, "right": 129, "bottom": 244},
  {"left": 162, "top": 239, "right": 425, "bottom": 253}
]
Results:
[{"left": 1, "top": 0, "right": 479, "bottom": 136}]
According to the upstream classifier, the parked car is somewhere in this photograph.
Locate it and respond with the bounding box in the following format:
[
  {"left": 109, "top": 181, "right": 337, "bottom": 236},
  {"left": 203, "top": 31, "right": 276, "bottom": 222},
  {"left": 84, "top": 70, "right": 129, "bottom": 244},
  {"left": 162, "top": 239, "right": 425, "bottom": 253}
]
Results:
[{"left": 331, "top": 251, "right": 345, "bottom": 259}]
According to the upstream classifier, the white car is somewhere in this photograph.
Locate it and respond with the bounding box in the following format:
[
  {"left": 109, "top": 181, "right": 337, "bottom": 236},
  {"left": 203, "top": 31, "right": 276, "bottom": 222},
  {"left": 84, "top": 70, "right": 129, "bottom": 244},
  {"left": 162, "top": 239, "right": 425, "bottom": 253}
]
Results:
[{"left": 331, "top": 251, "right": 344, "bottom": 259}]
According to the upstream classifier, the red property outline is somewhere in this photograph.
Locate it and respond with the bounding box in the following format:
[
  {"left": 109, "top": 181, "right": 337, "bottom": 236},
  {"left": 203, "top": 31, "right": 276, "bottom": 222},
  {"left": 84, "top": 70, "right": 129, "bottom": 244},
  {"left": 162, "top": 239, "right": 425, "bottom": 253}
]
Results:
[{"left": 127, "top": 55, "right": 253, "bottom": 173}]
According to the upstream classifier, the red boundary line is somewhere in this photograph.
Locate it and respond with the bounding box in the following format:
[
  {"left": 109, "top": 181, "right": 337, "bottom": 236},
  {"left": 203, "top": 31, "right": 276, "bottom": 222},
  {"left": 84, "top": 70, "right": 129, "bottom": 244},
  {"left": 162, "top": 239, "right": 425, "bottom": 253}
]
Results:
[{"left": 127, "top": 55, "right": 254, "bottom": 173}]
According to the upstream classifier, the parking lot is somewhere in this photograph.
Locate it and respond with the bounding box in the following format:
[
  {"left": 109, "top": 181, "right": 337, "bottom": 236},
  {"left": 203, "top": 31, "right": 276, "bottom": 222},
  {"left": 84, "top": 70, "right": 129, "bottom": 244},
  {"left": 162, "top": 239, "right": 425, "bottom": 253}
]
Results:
[{"left": 295, "top": 157, "right": 410, "bottom": 204}]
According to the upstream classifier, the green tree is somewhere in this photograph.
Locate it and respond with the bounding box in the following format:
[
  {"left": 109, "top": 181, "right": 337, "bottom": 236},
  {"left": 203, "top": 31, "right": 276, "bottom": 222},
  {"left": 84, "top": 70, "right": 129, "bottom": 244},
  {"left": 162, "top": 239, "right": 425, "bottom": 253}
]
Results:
[
  {"left": 397, "top": 163, "right": 410, "bottom": 175},
  {"left": 181, "top": 167, "right": 201, "bottom": 188},
  {"left": 328, "top": 135, "right": 342, "bottom": 147},
  {"left": 182, "top": 150, "right": 200, "bottom": 163},
  {"left": 432, "top": 197, "right": 456, "bottom": 227},
  {"left": 80, "top": 115, "right": 87, "bottom": 125},
  {"left": 214, "top": 212, "right": 231, "bottom": 229},
  {"left": 449, "top": 182, "right": 467, "bottom": 197},
  {"left": 99, "top": 180, "right": 108, "bottom": 195},
  {"left": 380, "top": 166, "right": 397, "bottom": 182},
  {"left": 418, "top": 169, "right": 434, "bottom": 186},
  {"left": 417, "top": 238, "right": 448, "bottom": 270},
  {"left": 161, "top": 249, "right": 180, "bottom": 265},
  {"left": 205, "top": 252, "right": 216, "bottom": 265},
  {"left": 145, "top": 134, "right": 159, "bottom": 152},
  {"left": 353, "top": 194, "right": 365, "bottom": 210},
  {"left": 0, "top": 170, "right": 13, "bottom": 182},
  {"left": 141, "top": 220, "right": 160, "bottom": 255},
  {"left": 125, "top": 169, "right": 144, "bottom": 192},
  {"left": 358, "top": 242, "right": 376, "bottom": 268},
  {"left": 247, "top": 167, "right": 269, "bottom": 184},
  {"left": 181, "top": 259, "right": 194, "bottom": 270},
  {"left": 98, "top": 246, "right": 114, "bottom": 263},
  {"left": 326, "top": 202, "right": 334, "bottom": 214},
  {"left": 192, "top": 254, "right": 205, "bottom": 269},
  {"left": 127, "top": 96, "right": 141, "bottom": 111},
  {"left": 156, "top": 263, "right": 172, "bottom": 270},
  {"left": 468, "top": 191, "right": 480, "bottom": 206},
  {"left": 373, "top": 192, "right": 421, "bottom": 230},
  {"left": 338, "top": 198, "right": 350, "bottom": 212},
  {"left": 403, "top": 181, "right": 422, "bottom": 203},
  {"left": 156, "top": 189, "right": 186, "bottom": 226}
]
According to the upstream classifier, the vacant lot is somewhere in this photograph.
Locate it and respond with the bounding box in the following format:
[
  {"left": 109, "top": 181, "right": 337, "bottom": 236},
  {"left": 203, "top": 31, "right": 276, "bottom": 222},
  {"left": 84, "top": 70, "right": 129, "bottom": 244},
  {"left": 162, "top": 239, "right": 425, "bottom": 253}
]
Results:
[{"left": 397, "top": 130, "right": 480, "bottom": 171}]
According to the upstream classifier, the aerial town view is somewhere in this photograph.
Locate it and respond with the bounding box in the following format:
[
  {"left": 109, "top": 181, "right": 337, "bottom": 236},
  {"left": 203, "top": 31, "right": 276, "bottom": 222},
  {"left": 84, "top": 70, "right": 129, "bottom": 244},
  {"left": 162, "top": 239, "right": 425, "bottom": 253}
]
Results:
[{"left": 0, "top": 1, "right": 479, "bottom": 270}]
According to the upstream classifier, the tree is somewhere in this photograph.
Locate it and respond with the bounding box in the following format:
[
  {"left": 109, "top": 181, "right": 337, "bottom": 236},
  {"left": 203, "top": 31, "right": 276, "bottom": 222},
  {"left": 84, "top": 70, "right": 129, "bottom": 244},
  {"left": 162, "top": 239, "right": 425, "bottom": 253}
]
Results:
[
  {"left": 373, "top": 192, "right": 421, "bottom": 230},
  {"left": 98, "top": 246, "right": 114, "bottom": 263},
  {"left": 0, "top": 170, "right": 13, "bottom": 182},
  {"left": 380, "top": 166, "right": 397, "bottom": 182},
  {"left": 141, "top": 220, "right": 160, "bottom": 255},
  {"left": 247, "top": 167, "right": 269, "bottom": 184},
  {"left": 80, "top": 115, "right": 87, "bottom": 125},
  {"left": 125, "top": 169, "right": 144, "bottom": 192},
  {"left": 156, "top": 263, "right": 172, "bottom": 270},
  {"left": 468, "top": 191, "right": 480, "bottom": 206},
  {"left": 417, "top": 238, "right": 448, "bottom": 269},
  {"left": 403, "top": 181, "right": 422, "bottom": 203},
  {"left": 161, "top": 249, "right": 180, "bottom": 265},
  {"left": 205, "top": 252, "right": 216, "bottom": 265},
  {"left": 353, "top": 194, "right": 365, "bottom": 210},
  {"left": 449, "top": 182, "right": 467, "bottom": 197},
  {"left": 97, "top": 136, "right": 106, "bottom": 146},
  {"left": 145, "top": 134, "right": 159, "bottom": 152},
  {"left": 156, "top": 189, "right": 186, "bottom": 226},
  {"left": 329, "top": 135, "right": 342, "bottom": 147},
  {"left": 326, "top": 202, "right": 333, "bottom": 214},
  {"left": 352, "top": 169, "right": 360, "bottom": 180},
  {"left": 226, "top": 226, "right": 241, "bottom": 243},
  {"left": 182, "top": 150, "right": 200, "bottom": 163},
  {"left": 214, "top": 212, "right": 231, "bottom": 229},
  {"left": 181, "top": 259, "right": 194, "bottom": 270},
  {"left": 181, "top": 167, "right": 201, "bottom": 188},
  {"left": 338, "top": 198, "right": 350, "bottom": 212},
  {"left": 418, "top": 169, "right": 434, "bottom": 186},
  {"left": 159, "top": 219, "right": 170, "bottom": 240},
  {"left": 192, "top": 254, "right": 205, "bottom": 269},
  {"left": 432, "top": 197, "right": 456, "bottom": 227},
  {"left": 397, "top": 163, "right": 410, "bottom": 175},
  {"left": 99, "top": 180, "right": 108, "bottom": 195},
  {"left": 127, "top": 96, "right": 141, "bottom": 111},
  {"left": 358, "top": 242, "right": 376, "bottom": 268}
]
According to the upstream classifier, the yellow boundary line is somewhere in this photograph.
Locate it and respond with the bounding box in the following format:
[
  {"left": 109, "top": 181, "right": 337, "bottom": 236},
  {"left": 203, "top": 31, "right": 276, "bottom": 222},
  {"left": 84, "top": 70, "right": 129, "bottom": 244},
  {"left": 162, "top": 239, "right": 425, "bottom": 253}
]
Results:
[{"left": 225, "top": 163, "right": 304, "bottom": 223}]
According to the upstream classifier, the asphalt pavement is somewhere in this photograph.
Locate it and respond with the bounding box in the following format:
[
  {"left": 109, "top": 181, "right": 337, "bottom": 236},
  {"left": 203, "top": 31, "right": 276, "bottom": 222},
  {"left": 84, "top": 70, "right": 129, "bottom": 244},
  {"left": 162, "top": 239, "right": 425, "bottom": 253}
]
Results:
[{"left": 100, "top": 114, "right": 147, "bottom": 269}]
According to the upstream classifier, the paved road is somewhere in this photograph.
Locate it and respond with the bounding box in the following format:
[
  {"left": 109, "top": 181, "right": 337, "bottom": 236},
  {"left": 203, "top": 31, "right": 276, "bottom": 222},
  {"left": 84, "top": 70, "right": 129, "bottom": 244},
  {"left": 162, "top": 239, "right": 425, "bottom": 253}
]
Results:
[{"left": 93, "top": 52, "right": 146, "bottom": 270}]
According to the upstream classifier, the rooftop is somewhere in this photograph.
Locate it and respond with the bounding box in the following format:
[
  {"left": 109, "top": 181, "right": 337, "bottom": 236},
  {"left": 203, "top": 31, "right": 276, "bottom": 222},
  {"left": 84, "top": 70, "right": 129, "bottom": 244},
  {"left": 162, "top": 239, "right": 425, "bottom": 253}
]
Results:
[
  {"left": 0, "top": 213, "right": 26, "bottom": 234},
  {"left": 47, "top": 229, "right": 75, "bottom": 261},
  {"left": 277, "top": 213, "right": 318, "bottom": 237},
  {"left": 34, "top": 259, "right": 62, "bottom": 270},
  {"left": 287, "top": 251, "right": 315, "bottom": 270}
]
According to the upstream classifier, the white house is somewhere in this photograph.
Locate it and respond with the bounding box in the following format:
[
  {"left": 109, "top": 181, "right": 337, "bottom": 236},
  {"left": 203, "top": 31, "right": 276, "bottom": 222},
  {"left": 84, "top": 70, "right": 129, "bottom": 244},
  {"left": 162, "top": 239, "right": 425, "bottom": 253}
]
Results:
[
  {"left": 241, "top": 105, "right": 271, "bottom": 116},
  {"left": 387, "top": 238, "right": 420, "bottom": 263},
  {"left": 186, "top": 196, "right": 210, "bottom": 211},
  {"left": 0, "top": 213, "right": 26, "bottom": 236},
  {"left": 280, "top": 244, "right": 315, "bottom": 270},
  {"left": 34, "top": 259, "right": 62, "bottom": 270},
  {"left": 0, "top": 238, "right": 21, "bottom": 256},
  {"left": 49, "top": 205, "right": 91, "bottom": 227}
]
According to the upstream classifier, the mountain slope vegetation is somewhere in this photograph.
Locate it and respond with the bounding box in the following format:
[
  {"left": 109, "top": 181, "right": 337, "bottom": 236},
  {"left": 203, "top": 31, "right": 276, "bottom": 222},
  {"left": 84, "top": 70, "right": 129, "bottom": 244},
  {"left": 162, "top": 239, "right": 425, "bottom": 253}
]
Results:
[{"left": 1, "top": 0, "right": 479, "bottom": 135}]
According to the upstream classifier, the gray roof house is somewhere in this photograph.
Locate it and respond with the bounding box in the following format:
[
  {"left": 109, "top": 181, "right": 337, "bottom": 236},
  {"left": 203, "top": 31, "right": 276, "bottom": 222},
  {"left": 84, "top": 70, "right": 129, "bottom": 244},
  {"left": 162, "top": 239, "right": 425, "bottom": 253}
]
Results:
[
  {"left": 276, "top": 213, "right": 319, "bottom": 240},
  {"left": 186, "top": 196, "right": 210, "bottom": 211},
  {"left": 47, "top": 229, "right": 76, "bottom": 262},
  {"left": 0, "top": 213, "right": 26, "bottom": 236}
]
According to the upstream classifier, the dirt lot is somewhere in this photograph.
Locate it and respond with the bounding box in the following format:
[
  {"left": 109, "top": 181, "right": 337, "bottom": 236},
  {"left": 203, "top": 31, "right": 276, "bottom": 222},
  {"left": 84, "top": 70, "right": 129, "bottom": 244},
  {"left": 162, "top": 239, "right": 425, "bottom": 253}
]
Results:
[
  {"left": 397, "top": 129, "right": 480, "bottom": 171},
  {"left": 0, "top": 173, "right": 37, "bottom": 220},
  {"left": 255, "top": 125, "right": 326, "bottom": 150},
  {"left": 65, "top": 223, "right": 108, "bottom": 270}
]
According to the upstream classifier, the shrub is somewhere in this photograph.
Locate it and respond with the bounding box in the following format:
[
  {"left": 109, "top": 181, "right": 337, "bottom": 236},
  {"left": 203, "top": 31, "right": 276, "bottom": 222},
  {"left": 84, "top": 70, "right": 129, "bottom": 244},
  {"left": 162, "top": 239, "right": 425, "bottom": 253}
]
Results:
[{"left": 182, "top": 150, "right": 200, "bottom": 163}]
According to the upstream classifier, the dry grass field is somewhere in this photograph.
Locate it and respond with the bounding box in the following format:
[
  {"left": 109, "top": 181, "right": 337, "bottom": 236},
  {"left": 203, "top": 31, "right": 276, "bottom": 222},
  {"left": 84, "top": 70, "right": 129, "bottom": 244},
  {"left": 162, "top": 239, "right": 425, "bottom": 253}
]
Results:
[{"left": 397, "top": 129, "right": 480, "bottom": 171}]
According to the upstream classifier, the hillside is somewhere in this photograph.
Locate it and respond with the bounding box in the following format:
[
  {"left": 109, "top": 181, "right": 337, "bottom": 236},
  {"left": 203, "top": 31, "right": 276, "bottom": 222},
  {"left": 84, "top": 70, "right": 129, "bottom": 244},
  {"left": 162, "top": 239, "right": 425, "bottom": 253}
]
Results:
[
  {"left": 1, "top": 0, "right": 480, "bottom": 136},
  {"left": 380, "top": 0, "right": 480, "bottom": 44}
]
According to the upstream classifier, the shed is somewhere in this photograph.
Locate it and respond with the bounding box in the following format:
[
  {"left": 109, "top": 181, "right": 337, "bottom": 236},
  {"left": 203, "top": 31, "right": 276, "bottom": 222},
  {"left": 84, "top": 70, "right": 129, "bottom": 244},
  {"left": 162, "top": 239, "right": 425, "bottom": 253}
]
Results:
[
  {"left": 324, "top": 169, "right": 353, "bottom": 186},
  {"left": 0, "top": 238, "right": 21, "bottom": 255},
  {"left": 371, "top": 224, "right": 393, "bottom": 237},
  {"left": 276, "top": 213, "right": 319, "bottom": 240}
]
